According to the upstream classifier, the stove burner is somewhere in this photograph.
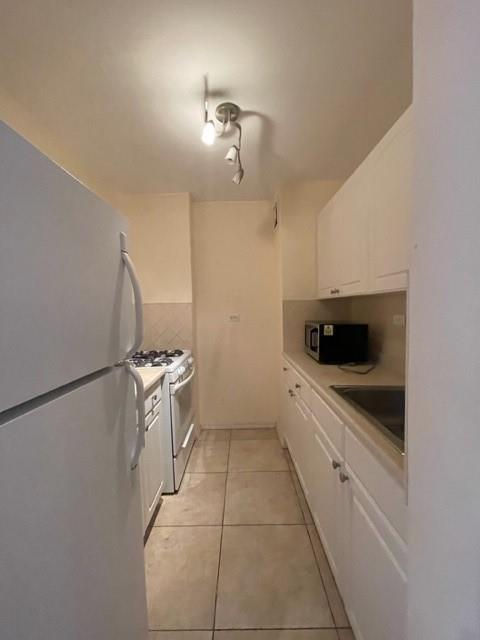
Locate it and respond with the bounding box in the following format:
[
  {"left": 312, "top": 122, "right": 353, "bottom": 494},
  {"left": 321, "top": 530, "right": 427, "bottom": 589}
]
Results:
[{"left": 130, "top": 350, "right": 182, "bottom": 368}]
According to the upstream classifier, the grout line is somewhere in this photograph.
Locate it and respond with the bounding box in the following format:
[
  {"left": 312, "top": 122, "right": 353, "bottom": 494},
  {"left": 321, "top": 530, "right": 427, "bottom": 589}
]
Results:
[
  {"left": 211, "top": 430, "right": 231, "bottom": 632},
  {"left": 149, "top": 626, "right": 348, "bottom": 632},
  {"left": 153, "top": 523, "right": 306, "bottom": 528},
  {"left": 305, "top": 518, "right": 339, "bottom": 629}
]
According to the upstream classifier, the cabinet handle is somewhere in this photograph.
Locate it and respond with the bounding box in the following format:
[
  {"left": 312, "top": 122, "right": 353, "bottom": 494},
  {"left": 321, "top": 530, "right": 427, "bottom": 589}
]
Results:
[
  {"left": 339, "top": 471, "right": 349, "bottom": 483},
  {"left": 330, "top": 289, "right": 335, "bottom": 295},
  {"left": 295, "top": 383, "right": 301, "bottom": 389},
  {"left": 332, "top": 460, "right": 341, "bottom": 470}
]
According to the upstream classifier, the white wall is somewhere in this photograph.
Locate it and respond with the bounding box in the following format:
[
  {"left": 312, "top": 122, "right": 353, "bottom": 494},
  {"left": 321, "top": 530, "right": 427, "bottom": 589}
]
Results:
[
  {"left": 408, "top": 3, "right": 480, "bottom": 638},
  {"left": 279, "top": 180, "right": 341, "bottom": 300},
  {"left": 192, "top": 201, "right": 281, "bottom": 427},
  {"left": 111, "top": 193, "right": 192, "bottom": 303}
]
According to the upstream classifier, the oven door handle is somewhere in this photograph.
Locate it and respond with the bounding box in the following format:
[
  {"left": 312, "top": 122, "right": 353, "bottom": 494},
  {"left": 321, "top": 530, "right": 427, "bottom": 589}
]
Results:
[
  {"left": 171, "top": 366, "right": 195, "bottom": 394},
  {"left": 181, "top": 423, "right": 195, "bottom": 449}
]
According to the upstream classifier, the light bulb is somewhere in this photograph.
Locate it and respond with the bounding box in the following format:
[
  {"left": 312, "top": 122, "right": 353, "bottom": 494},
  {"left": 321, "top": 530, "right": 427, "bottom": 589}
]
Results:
[
  {"left": 232, "top": 167, "right": 244, "bottom": 185},
  {"left": 201, "top": 120, "right": 216, "bottom": 145},
  {"left": 225, "top": 145, "right": 239, "bottom": 164}
]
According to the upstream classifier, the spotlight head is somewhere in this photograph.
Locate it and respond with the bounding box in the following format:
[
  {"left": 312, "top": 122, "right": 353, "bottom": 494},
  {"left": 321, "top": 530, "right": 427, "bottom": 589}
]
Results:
[
  {"left": 232, "top": 167, "right": 244, "bottom": 185},
  {"left": 225, "top": 145, "right": 239, "bottom": 164},
  {"left": 201, "top": 120, "right": 216, "bottom": 145}
]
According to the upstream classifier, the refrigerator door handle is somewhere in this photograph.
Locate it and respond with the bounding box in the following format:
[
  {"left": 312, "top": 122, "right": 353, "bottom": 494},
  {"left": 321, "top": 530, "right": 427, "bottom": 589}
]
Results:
[
  {"left": 120, "top": 232, "right": 144, "bottom": 357},
  {"left": 124, "top": 361, "right": 146, "bottom": 470}
]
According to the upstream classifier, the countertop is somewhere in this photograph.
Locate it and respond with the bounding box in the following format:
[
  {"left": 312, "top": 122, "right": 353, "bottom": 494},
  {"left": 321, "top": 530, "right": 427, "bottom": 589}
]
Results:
[
  {"left": 137, "top": 367, "right": 167, "bottom": 395},
  {"left": 283, "top": 351, "right": 406, "bottom": 485}
]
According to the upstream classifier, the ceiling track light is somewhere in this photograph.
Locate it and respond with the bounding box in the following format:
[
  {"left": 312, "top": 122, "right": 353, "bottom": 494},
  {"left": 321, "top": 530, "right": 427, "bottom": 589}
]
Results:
[{"left": 201, "top": 88, "right": 245, "bottom": 184}]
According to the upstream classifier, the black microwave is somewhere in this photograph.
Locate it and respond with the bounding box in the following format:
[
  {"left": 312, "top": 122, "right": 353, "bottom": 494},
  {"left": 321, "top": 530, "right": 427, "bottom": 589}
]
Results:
[{"left": 305, "top": 321, "right": 368, "bottom": 364}]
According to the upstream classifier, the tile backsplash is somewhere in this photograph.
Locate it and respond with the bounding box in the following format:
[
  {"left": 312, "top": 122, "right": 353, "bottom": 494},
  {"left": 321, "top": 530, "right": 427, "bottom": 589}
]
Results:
[
  {"left": 142, "top": 302, "right": 193, "bottom": 350},
  {"left": 350, "top": 292, "right": 407, "bottom": 374}
]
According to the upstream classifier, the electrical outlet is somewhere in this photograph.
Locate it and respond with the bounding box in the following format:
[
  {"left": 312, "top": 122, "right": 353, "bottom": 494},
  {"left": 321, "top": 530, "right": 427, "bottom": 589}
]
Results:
[{"left": 393, "top": 314, "right": 406, "bottom": 327}]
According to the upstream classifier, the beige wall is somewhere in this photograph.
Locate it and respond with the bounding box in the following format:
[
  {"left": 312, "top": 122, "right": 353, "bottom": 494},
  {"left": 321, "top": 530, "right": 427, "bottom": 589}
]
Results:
[
  {"left": 192, "top": 201, "right": 281, "bottom": 427},
  {"left": 111, "top": 192, "right": 192, "bottom": 304},
  {"left": 278, "top": 180, "right": 342, "bottom": 300}
]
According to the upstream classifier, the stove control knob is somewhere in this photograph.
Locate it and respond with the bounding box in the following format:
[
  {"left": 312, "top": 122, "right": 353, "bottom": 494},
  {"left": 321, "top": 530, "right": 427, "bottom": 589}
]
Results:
[
  {"left": 188, "top": 357, "right": 194, "bottom": 365},
  {"left": 177, "top": 365, "right": 186, "bottom": 376}
]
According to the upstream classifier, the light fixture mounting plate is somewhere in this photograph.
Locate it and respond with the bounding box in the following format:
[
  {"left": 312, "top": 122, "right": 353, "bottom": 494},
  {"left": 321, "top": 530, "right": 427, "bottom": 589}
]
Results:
[{"left": 215, "top": 102, "right": 240, "bottom": 124}]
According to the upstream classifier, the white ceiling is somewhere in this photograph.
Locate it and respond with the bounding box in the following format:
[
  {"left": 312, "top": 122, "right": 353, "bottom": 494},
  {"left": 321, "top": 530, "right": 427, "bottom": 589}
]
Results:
[{"left": 0, "top": 0, "right": 412, "bottom": 201}]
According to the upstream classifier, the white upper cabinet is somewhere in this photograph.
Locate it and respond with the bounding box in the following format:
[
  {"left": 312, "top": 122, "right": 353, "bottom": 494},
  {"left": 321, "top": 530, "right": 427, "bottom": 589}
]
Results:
[
  {"left": 316, "top": 106, "right": 412, "bottom": 299},
  {"left": 368, "top": 109, "right": 413, "bottom": 293}
]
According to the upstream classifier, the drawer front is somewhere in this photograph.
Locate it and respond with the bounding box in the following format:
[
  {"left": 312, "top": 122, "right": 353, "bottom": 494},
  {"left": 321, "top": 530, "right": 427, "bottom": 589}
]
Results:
[
  {"left": 345, "top": 427, "right": 407, "bottom": 541},
  {"left": 290, "top": 367, "right": 312, "bottom": 409},
  {"left": 311, "top": 390, "right": 344, "bottom": 454},
  {"left": 145, "top": 383, "right": 162, "bottom": 417}
]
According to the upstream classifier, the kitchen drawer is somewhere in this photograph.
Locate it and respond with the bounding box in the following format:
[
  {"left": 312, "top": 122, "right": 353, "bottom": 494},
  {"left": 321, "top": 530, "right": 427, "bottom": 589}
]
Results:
[
  {"left": 281, "top": 359, "right": 293, "bottom": 390},
  {"left": 145, "top": 402, "right": 161, "bottom": 430},
  {"left": 144, "top": 382, "right": 162, "bottom": 416},
  {"left": 311, "top": 389, "right": 344, "bottom": 455},
  {"left": 345, "top": 427, "right": 407, "bottom": 541},
  {"left": 290, "top": 367, "right": 312, "bottom": 409}
]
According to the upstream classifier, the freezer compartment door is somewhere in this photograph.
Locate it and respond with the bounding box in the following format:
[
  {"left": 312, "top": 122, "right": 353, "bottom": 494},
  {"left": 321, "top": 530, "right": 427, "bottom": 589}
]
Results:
[
  {"left": 0, "top": 122, "right": 141, "bottom": 413},
  {"left": 0, "top": 366, "right": 148, "bottom": 640}
]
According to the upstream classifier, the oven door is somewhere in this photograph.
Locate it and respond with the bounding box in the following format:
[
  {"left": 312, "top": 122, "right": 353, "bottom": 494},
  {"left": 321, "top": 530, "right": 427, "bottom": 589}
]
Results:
[{"left": 170, "top": 368, "right": 195, "bottom": 456}]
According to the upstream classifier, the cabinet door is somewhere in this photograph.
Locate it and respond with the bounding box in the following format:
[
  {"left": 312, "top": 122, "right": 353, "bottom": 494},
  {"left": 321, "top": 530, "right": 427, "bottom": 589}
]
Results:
[
  {"left": 308, "top": 415, "right": 346, "bottom": 587},
  {"left": 278, "top": 360, "right": 293, "bottom": 447},
  {"left": 140, "top": 409, "right": 164, "bottom": 531},
  {"left": 345, "top": 469, "right": 407, "bottom": 640},
  {"left": 317, "top": 200, "right": 337, "bottom": 297},
  {"left": 368, "top": 110, "right": 412, "bottom": 293},
  {"left": 317, "top": 174, "right": 369, "bottom": 299},
  {"left": 288, "top": 395, "right": 314, "bottom": 498}
]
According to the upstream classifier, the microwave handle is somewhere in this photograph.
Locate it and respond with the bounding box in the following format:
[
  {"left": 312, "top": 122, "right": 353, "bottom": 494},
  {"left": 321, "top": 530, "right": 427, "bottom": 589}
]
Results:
[{"left": 310, "top": 327, "right": 319, "bottom": 350}]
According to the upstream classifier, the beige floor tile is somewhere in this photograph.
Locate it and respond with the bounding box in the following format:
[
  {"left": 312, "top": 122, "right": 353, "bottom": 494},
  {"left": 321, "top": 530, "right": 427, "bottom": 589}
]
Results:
[
  {"left": 290, "top": 472, "right": 314, "bottom": 525},
  {"left": 224, "top": 472, "right": 303, "bottom": 525},
  {"left": 187, "top": 441, "right": 229, "bottom": 473},
  {"left": 151, "top": 634, "right": 212, "bottom": 640},
  {"left": 215, "top": 525, "right": 334, "bottom": 629},
  {"left": 230, "top": 428, "right": 278, "bottom": 441},
  {"left": 156, "top": 473, "right": 226, "bottom": 525},
  {"left": 337, "top": 631, "right": 355, "bottom": 640},
  {"left": 228, "top": 440, "right": 289, "bottom": 472},
  {"left": 145, "top": 526, "right": 221, "bottom": 630},
  {"left": 198, "top": 429, "right": 231, "bottom": 442},
  {"left": 214, "top": 632, "right": 338, "bottom": 640},
  {"left": 307, "top": 524, "right": 350, "bottom": 628}
]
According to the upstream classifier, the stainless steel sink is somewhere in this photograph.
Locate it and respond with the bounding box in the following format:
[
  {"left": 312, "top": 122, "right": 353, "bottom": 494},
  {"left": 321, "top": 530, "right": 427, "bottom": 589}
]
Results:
[{"left": 331, "top": 385, "right": 405, "bottom": 453}]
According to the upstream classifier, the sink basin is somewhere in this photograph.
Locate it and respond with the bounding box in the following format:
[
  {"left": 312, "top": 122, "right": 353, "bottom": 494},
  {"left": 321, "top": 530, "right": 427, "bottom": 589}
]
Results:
[{"left": 331, "top": 385, "right": 405, "bottom": 453}]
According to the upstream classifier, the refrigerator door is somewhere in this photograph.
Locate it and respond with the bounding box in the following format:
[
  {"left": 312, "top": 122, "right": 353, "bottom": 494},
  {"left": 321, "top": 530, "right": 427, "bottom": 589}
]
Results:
[
  {"left": 0, "top": 366, "right": 148, "bottom": 640},
  {"left": 0, "top": 122, "right": 141, "bottom": 413}
]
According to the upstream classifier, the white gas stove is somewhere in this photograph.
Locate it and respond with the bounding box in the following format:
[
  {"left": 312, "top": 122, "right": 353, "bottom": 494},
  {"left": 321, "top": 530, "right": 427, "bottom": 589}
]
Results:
[{"left": 129, "top": 349, "right": 196, "bottom": 493}]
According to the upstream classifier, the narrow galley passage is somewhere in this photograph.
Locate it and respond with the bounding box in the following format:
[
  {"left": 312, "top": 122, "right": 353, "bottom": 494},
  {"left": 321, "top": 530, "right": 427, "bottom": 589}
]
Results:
[{"left": 144, "top": 428, "right": 355, "bottom": 640}]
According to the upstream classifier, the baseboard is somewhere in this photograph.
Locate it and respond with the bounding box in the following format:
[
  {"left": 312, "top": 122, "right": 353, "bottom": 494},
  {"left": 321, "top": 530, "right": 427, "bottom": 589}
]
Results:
[{"left": 200, "top": 422, "right": 277, "bottom": 430}]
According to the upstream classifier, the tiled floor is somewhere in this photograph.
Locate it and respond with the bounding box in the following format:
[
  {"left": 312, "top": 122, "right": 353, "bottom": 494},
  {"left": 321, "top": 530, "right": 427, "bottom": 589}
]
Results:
[{"left": 145, "top": 428, "right": 354, "bottom": 640}]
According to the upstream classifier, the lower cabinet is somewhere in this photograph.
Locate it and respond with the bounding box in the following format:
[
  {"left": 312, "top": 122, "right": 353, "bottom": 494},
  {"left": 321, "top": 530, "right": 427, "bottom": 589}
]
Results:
[
  {"left": 345, "top": 468, "right": 407, "bottom": 640},
  {"left": 308, "top": 414, "right": 346, "bottom": 591},
  {"left": 279, "top": 358, "right": 407, "bottom": 640},
  {"left": 139, "top": 400, "right": 165, "bottom": 532}
]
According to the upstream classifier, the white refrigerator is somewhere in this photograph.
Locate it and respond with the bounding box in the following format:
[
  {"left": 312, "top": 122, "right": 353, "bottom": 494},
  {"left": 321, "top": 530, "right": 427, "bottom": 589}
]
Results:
[{"left": 0, "top": 122, "right": 149, "bottom": 640}]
